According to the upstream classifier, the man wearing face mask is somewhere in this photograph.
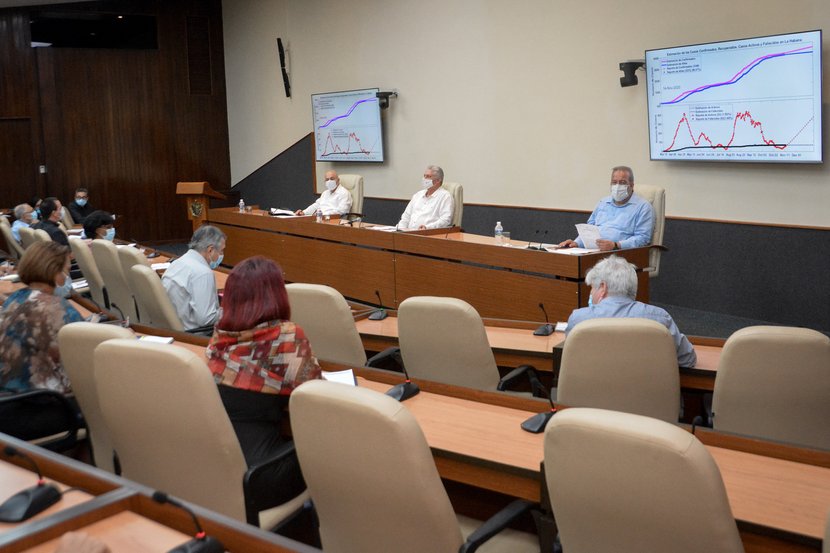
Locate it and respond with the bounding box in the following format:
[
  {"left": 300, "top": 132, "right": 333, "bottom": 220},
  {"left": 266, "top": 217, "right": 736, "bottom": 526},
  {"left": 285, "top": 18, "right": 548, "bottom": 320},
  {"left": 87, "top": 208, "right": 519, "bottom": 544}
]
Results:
[
  {"left": 68, "top": 187, "right": 95, "bottom": 225},
  {"left": 11, "top": 203, "right": 37, "bottom": 243},
  {"left": 162, "top": 224, "right": 226, "bottom": 330},
  {"left": 32, "top": 197, "right": 70, "bottom": 247},
  {"left": 295, "top": 170, "right": 352, "bottom": 216},
  {"left": 397, "top": 165, "right": 454, "bottom": 230},
  {"left": 558, "top": 166, "right": 653, "bottom": 251},
  {"left": 566, "top": 255, "right": 696, "bottom": 367}
]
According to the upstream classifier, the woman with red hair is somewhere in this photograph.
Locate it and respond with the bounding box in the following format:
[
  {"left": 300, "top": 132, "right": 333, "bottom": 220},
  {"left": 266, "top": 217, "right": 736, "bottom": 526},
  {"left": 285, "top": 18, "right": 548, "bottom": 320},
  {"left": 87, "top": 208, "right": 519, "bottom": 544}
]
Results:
[{"left": 206, "top": 256, "right": 321, "bottom": 504}]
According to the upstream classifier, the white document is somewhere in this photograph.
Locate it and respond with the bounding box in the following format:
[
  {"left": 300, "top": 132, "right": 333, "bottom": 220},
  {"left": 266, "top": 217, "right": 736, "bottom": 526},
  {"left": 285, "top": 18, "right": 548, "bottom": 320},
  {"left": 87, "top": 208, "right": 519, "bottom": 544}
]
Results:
[
  {"left": 270, "top": 208, "right": 299, "bottom": 217},
  {"left": 71, "top": 279, "right": 88, "bottom": 290},
  {"left": 151, "top": 262, "right": 172, "bottom": 271},
  {"left": 555, "top": 322, "right": 568, "bottom": 332},
  {"left": 322, "top": 369, "right": 357, "bottom": 385},
  {"left": 575, "top": 224, "right": 602, "bottom": 249},
  {"left": 555, "top": 247, "right": 600, "bottom": 255},
  {"left": 0, "top": 273, "right": 20, "bottom": 282},
  {"left": 367, "top": 225, "right": 398, "bottom": 232},
  {"left": 138, "top": 335, "right": 174, "bottom": 344}
]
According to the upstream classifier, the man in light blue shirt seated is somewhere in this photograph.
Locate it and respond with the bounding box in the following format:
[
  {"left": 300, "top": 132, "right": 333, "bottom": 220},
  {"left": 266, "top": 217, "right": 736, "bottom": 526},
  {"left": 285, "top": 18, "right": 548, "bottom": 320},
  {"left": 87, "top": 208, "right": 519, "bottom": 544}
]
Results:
[
  {"left": 11, "top": 203, "right": 37, "bottom": 243},
  {"left": 566, "top": 255, "right": 697, "bottom": 367},
  {"left": 559, "top": 165, "right": 654, "bottom": 251}
]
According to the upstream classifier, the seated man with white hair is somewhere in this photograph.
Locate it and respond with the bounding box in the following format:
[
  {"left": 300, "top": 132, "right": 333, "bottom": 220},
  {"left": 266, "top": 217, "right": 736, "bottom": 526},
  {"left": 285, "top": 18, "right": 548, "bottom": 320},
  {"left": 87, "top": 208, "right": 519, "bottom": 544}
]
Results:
[
  {"left": 567, "top": 255, "right": 697, "bottom": 367},
  {"left": 11, "top": 203, "right": 37, "bottom": 243},
  {"left": 162, "top": 224, "right": 226, "bottom": 329},
  {"left": 396, "top": 165, "right": 454, "bottom": 230}
]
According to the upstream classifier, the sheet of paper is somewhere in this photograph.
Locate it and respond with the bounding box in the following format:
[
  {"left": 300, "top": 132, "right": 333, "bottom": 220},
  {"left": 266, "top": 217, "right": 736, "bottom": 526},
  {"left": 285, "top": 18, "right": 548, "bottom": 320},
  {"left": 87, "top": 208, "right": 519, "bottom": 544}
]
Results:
[
  {"left": 151, "top": 262, "right": 172, "bottom": 271},
  {"left": 554, "top": 247, "right": 600, "bottom": 255},
  {"left": 0, "top": 273, "right": 20, "bottom": 282},
  {"left": 555, "top": 322, "right": 568, "bottom": 332},
  {"left": 270, "top": 208, "right": 299, "bottom": 217},
  {"left": 71, "top": 279, "right": 88, "bottom": 290},
  {"left": 575, "top": 224, "right": 601, "bottom": 249},
  {"left": 367, "top": 225, "right": 398, "bottom": 232},
  {"left": 138, "top": 335, "right": 174, "bottom": 344},
  {"left": 322, "top": 369, "right": 357, "bottom": 386}
]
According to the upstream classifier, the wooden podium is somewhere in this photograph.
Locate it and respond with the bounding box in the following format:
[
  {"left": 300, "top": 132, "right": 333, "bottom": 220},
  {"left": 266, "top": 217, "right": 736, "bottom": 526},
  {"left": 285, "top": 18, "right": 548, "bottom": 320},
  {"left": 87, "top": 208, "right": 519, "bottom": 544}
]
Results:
[{"left": 176, "top": 181, "right": 227, "bottom": 233}]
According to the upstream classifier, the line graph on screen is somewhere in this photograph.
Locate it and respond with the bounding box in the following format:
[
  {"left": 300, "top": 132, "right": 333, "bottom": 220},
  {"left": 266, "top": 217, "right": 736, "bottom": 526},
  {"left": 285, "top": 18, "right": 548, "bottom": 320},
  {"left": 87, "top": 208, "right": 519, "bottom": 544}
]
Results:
[
  {"left": 646, "top": 31, "right": 822, "bottom": 163},
  {"left": 312, "top": 89, "right": 384, "bottom": 162}
]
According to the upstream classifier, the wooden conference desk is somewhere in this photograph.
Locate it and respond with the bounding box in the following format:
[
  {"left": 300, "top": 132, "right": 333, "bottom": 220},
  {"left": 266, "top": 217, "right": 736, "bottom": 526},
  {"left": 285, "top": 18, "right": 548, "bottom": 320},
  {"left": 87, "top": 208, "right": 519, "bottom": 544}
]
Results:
[
  {"left": 352, "top": 369, "right": 830, "bottom": 552},
  {"left": 207, "top": 207, "right": 650, "bottom": 322},
  {"left": 0, "top": 435, "right": 318, "bottom": 552},
  {"left": 356, "top": 312, "right": 723, "bottom": 391}
]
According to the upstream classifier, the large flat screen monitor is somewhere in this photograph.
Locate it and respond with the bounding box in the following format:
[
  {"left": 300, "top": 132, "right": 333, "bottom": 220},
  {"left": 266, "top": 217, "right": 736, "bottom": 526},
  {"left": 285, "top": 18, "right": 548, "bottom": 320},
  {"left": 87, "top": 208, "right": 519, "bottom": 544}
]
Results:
[
  {"left": 312, "top": 88, "right": 384, "bottom": 163},
  {"left": 645, "top": 30, "right": 822, "bottom": 163}
]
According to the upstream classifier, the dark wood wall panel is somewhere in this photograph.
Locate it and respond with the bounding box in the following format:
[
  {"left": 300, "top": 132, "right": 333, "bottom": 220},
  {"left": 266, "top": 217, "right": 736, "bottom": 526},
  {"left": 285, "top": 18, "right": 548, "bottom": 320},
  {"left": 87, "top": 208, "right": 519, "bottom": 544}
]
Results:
[{"left": 0, "top": 0, "right": 230, "bottom": 243}]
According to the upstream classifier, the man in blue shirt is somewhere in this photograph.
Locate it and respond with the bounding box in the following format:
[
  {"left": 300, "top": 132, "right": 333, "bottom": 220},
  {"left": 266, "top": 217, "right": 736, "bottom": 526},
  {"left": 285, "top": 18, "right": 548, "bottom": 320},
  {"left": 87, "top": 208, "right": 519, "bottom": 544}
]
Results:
[
  {"left": 11, "top": 203, "right": 36, "bottom": 243},
  {"left": 559, "top": 166, "right": 653, "bottom": 251},
  {"left": 566, "top": 255, "right": 697, "bottom": 367}
]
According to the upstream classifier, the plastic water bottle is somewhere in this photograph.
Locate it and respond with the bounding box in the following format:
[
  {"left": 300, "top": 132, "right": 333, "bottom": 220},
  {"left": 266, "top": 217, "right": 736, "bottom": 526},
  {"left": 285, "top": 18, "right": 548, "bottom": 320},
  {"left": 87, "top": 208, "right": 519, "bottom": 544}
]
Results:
[
  {"left": 238, "top": 199, "right": 245, "bottom": 213},
  {"left": 316, "top": 208, "right": 323, "bottom": 223},
  {"left": 494, "top": 221, "right": 504, "bottom": 244}
]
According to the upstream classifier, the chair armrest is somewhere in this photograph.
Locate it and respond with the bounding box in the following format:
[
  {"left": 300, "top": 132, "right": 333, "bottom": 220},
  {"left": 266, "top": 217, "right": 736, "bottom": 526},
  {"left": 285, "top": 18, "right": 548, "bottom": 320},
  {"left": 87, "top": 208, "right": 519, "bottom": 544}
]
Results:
[
  {"left": 185, "top": 324, "right": 215, "bottom": 336},
  {"left": 497, "top": 365, "right": 548, "bottom": 398},
  {"left": 459, "top": 499, "right": 535, "bottom": 553},
  {"left": 242, "top": 440, "right": 299, "bottom": 525},
  {"left": 366, "top": 347, "right": 403, "bottom": 371}
]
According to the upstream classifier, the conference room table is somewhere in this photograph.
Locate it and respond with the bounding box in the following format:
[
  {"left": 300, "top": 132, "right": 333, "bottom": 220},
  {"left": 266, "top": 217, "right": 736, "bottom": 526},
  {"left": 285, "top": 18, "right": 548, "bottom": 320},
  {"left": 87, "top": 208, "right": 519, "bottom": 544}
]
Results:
[
  {"left": 206, "top": 207, "right": 651, "bottom": 322},
  {"left": 0, "top": 435, "right": 318, "bottom": 552},
  {"left": 355, "top": 311, "right": 723, "bottom": 392}
]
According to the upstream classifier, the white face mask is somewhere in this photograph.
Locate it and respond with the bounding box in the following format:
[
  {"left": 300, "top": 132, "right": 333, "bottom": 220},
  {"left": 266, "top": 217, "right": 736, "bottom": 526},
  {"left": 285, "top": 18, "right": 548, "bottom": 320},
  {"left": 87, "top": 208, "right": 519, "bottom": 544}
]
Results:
[
  {"left": 325, "top": 179, "right": 337, "bottom": 191},
  {"left": 611, "top": 184, "right": 630, "bottom": 203},
  {"left": 422, "top": 178, "right": 433, "bottom": 189}
]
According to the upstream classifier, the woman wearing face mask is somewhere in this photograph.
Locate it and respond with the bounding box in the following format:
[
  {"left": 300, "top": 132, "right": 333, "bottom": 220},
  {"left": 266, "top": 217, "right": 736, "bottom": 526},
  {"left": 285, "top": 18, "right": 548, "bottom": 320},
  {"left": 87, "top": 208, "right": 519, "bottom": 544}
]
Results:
[
  {"left": 82, "top": 210, "right": 116, "bottom": 241},
  {"left": 294, "top": 170, "right": 352, "bottom": 216},
  {"left": 0, "top": 241, "right": 82, "bottom": 394}
]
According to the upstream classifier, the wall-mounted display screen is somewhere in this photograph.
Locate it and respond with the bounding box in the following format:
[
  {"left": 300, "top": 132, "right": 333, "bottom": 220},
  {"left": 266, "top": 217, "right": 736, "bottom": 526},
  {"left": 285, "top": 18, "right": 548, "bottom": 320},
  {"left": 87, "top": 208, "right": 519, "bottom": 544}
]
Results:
[
  {"left": 646, "top": 30, "right": 822, "bottom": 163},
  {"left": 312, "top": 88, "right": 384, "bottom": 163}
]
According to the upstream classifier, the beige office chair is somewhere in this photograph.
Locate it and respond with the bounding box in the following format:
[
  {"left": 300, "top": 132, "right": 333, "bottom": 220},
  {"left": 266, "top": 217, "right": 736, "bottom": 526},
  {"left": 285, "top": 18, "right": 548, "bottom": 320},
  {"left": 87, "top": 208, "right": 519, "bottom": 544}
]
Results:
[
  {"left": 285, "top": 283, "right": 367, "bottom": 366},
  {"left": 397, "top": 296, "right": 542, "bottom": 394},
  {"left": 94, "top": 339, "right": 308, "bottom": 528},
  {"left": 19, "top": 227, "right": 51, "bottom": 249},
  {"left": 635, "top": 184, "right": 665, "bottom": 277},
  {"left": 338, "top": 174, "right": 364, "bottom": 214},
  {"left": 441, "top": 181, "right": 464, "bottom": 227},
  {"left": 117, "top": 246, "right": 150, "bottom": 321},
  {"left": 712, "top": 326, "right": 830, "bottom": 450},
  {"left": 68, "top": 238, "right": 108, "bottom": 309},
  {"left": 544, "top": 407, "right": 743, "bottom": 553},
  {"left": 127, "top": 264, "right": 185, "bottom": 331},
  {"left": 0, "top": 216, "right": 25, "bottom": 260},
  {"left": 91, "top": 240, "right": 139, "bottom": 322},
  {"left": 58, "top": 322, "right": 135, "bottom": 473},
  {"left": 559, "top": 318, "right": 680, "bottom": 422},
  {"left": 290, "top": 380, "right": 538, "bottom": 553},
  {"left": 61, "top": 207, "right": 76, "bottom": 230}
]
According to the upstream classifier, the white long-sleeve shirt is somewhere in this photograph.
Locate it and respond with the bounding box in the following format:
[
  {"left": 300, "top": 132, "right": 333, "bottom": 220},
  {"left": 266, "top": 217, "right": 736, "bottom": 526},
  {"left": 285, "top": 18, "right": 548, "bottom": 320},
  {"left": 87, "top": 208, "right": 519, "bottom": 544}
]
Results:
[
  {"left": 302, "top": 185, "right": 353, "bottom": 216},
  {"left": 397, "top": 188, "right": 454, "bottom": 230},
  {"left": 161, "top": 248, "right": 219, "bottom": 329}
]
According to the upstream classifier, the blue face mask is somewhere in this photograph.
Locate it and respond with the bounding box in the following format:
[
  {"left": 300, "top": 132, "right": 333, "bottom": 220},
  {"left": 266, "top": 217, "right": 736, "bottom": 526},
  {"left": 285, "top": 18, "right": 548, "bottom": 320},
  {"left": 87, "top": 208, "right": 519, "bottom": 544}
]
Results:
[
  {"left": 104, "top": 227, "right": 115, "bottom": 241},
  {"left": 209, "top": 253, "right": 223, "bottom": 270},
  {"left": 75, "top": 198, "right": 87, "bottom": 207},
  {"left": 54, "top": 273, "right": 72, "bottom": 298},
  {"left": 30, "top": 210, "right": 39, "bottom": 221},
  {"left": 588, "top": 294, "right": 594, "bottom": 307}
]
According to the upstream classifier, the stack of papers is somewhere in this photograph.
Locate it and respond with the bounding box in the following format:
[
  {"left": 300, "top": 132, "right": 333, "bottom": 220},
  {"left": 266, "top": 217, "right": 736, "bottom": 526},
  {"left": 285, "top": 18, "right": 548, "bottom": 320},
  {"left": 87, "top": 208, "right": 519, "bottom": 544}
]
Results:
[
  {"left": 367, "top": 225, "right": 398, "bottom": 232},
  {"left": 71, "top": 279, "right": 88, "bottom": 290},
  {"left": 321, "top": 369, "right": 357, "bottom": 385}
]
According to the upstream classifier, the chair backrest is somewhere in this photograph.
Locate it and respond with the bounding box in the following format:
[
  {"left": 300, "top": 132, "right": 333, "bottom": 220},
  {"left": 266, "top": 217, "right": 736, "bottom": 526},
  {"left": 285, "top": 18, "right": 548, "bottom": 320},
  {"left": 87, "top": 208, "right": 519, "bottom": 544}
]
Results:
[
  {"left": 90, "top": 240, "right": 139, "bottom": 322},
  {"left": 57, "top": 322, "right": 135, "bottom": 473},
  {"left": 559, "top": 318, "right": 680, "bottom": 422},
  {"left": 117, "top": 245, "right": 150, "bottom": 275},
  {"left": 285, "top": 283, "right": 366, "bottom": 366},
  {"left": 290, "top": 380, "right": 463, "bottom": 553},
  {"left": 19, "top": 226, "right": 50, "bottom": 249},
  {"left": 634, "top": 185, "right": 665, "bottom": 277},
  {"left": 544, "top": 408, "right": 744, "bottom": 553},
  {"left": 0, "top": 217, "right": 25, "bottom": 260},
  {"left": 398, "top": 296, "right": 499, "bottom": 390},
  {"left": 94, "top": 339, "right": 249, "bottom": 521},
  {"left": 441, "top": 182, "right": 464, "bottom": 227},
  {"left": 128, "top": 264, "right": 185, "bottom": 331},
  {"left": 68, "top": 238, "right": 107, "bottom": 309},
  {"left": 33, "top": 228, "right": 52, "bottom": 244},
  {"left": 712, "top": 325, "right": 830, "bottom": 450},
  {"left": 61, "top": 207, "right": 75, "bottom": 230},
  {"left": 338, "top": 174, "right": 364, "bottom": 214}
]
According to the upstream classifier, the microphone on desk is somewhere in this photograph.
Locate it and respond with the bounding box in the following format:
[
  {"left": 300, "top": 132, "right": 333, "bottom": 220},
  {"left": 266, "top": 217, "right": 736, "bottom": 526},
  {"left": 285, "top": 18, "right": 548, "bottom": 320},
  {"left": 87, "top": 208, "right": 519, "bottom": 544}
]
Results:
[
  {"left": 520, "top": 393, "right": 558, "bottom": 434},
  {"left": 152, "top": 491, "right": 225, "bottom": 553},
  {"left": 526, "top": 230, "right": 548, "bottom": 250},
  {"left": 533, "top": 302, "right": 555, "bottom": 336},
  {"left": 0, "top": 446, "right": 61, "bottom": 522},
  {"left": 340, "top": 213, "right": 364, "bottom": 227},
  {"left": 385, "top": 362, "right": 420, "bottom": 402},
  {"left": 368, "top": 290, "right": 388, "bottom": 321}
]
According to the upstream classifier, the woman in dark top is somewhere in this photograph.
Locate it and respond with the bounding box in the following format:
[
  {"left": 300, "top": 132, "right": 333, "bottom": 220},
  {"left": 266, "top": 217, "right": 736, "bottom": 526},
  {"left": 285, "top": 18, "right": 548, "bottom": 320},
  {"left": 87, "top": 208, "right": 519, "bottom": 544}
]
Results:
[{"left": 205, "top": 256, "right": 322, "bottom": 504}]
